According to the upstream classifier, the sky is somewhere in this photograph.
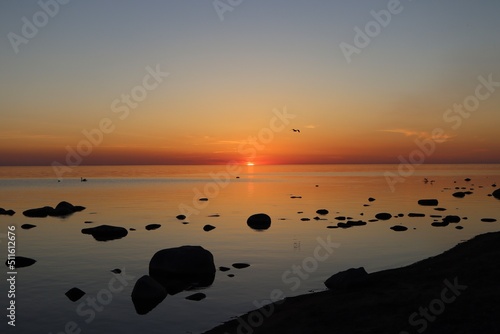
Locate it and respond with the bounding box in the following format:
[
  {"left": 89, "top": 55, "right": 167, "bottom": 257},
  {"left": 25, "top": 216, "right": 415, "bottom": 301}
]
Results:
[{"left": 1, "top": 0, "right": 499, "bottom": 166}]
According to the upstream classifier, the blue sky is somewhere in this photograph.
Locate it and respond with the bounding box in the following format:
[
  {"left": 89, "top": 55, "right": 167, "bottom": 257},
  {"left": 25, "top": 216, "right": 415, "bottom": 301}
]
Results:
[{"left": 1, "top": 0, "right": 499, "bottom": 165}]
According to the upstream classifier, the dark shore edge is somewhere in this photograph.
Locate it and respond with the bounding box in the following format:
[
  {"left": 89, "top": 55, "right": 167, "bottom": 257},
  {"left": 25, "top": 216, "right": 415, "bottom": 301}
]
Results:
[{"left": 204, "top": 231, "right": 500, "bottom": 334}]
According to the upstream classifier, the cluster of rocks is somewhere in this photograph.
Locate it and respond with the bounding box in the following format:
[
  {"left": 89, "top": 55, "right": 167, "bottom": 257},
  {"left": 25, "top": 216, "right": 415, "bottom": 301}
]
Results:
[
  {"left": 132, "top": 245, "right": 216, "bottom": 314},
  {"left": 0, "top": 208, "right": 15, "bottom": 216},
  {"left": 23, "top": 201, "right": 85, "bottom": 218}
]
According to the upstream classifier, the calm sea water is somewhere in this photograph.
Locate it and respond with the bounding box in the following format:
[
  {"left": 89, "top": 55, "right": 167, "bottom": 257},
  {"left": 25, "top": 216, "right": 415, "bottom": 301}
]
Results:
[{"left": 0, "top": 164, "right": 499, "bottom": 334}]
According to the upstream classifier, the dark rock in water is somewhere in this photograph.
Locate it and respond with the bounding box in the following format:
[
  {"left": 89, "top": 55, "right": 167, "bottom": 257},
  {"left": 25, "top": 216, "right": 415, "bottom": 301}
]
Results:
[
  {"left": 431, "top": 221, "right": 449, "bottom": 227},
  {"left": 337, "top": 222, "right": 352, "bottom": 229},
  {"left": 300, "top": 218, "right": 311, "bottom": 221},
  {"left": 397, "top": 213, "right": 404, "bottom": 217},
  {"left": 492, "top": 189, "right": 500, "bottom": 200},
  {"left": 297, "top": 211, "right": 303, "bottom": 214},
  {"left": 84, "top": 221, "right": 93, "bottom": 224},
  {"left": 418, "top": 199, "right": 439, "bottom": 206},
  {"left": 0, "top": 208, "right": 15, "bottom": 216},
  {"left": 368, "top": 197, "right": 376, "bottom": 202},
  {"left": 182, "top": 222, "right": 189, "bottom": 225},
  {"left": 324, "top": 267, "right": 368, "bottom": 290},
  {"left": 430, "top": 215, "right": 442, "bottom": 218},
  {"left": 176, "top": 214, "right": 186, "bottom": 220},
  {"left": 53, "top": 201, "right": 85, "bottom": 216},
  {"left": 464, "top": 191, "right": 473, "bottom": 195},
  {"left": 368, "top": 219, "right": 378, "bottom": 222},
  {"left": 203, "top": 224, "right": 216, "bottom": 232},
  {"left": 481, "top": 218, "right": 497, "bottom": 223},
  {"left": 408, "top": 213, "right": 425, "bottom": 217},
  {"left": 130, "top": 228, "right": 136, "bottom": 231},
  {"left": 363, "top": 204, "right": 370, "bottom": 207},
  {"left": 208, "top": 214, "right": 220, "bottom": 217},
  {"left": 145, "top": 224, "right": 161, "bottom": 231},
  {"left": 65, "top": 287, "right": 85, "bottom": 302},
  {"left": 81, "top": 225, "right": 128, "bottom": 241},
  {"left": 131, "top": 275, "right": 167, "bottom": 315},
  {"left": 464, "top": 178, "right": 471, "bottom": 182},
  {"left": 228, "top": 274, "right": 235, "bottom": 278},
  {"left": 149, "top": 246, "right": 216, "bottom": 294},
  {"left": 186, "top": 292, "right": 206, "bottom": 301},
  {"left": 23, "top": 201, "right": 85, "bottom": 218},
  {"left": 443, "top": 215, "right": 461, "bottom": 224},
  {"left": 23, "top": 206, "right": 53, "bottom": 218},
  {"left": 335, "top": 216, "right": 346, "bottom": 221},
  {"left": 219, "top": 266, "right": 231, "bottom": 272},
  {"left": 455, "top": 226, "right": 464, "bottom": 230},
  {"left": 434, "top": 208, "right": 447, "bottom": 211},
  {"left": 347, "top": 220, "right": 367, "bottom": 227},
  {"left": 327, "top": 225, "right": 339, "bottom": 229},
  {"left": 21, "top": 224, "right": 36, "bottom": 230},
  {"left": 232, "top": 263, "right": 250, "bottom": 269},
  {"left": 199, "top": 198, "right": 209, "bottom": 201},
  {"left": 290, "top": 195, "right": 302, "bottom": 199},
  {"left": 390, "top": 225, "right": 408, "bottom": 232},
  {"left": 247, "top": 213, "right": 271, "bottom": 230},
  {"left": 453, "top": 192, "right": 466, "bottom": 198},
  {"left": 111, "top": 269, "right": 122, "bottom": 274},
  {"left": 316, "top": 209, "right": 329, "bottom": 215},
  {"left": 5, "top": 256, "right": 36, "bottom": 268},
  {"left": 375, "top": 213, "right": 392, "bottom": 220}
]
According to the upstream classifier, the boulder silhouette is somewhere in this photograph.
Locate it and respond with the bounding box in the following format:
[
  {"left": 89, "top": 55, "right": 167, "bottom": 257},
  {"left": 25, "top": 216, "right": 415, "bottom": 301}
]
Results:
[
  {"left": 247, "top": 213, "right": 271, "bottom": 230},
  {"left": 131, "top": 275, "right": 167, "bottom": 315},
  {"left": 149, "top": 246, "right": 216, "bottom": 294},
  {"left": 325, "top": 267, "right": 368, "bottom": 290},
  {"left": 492, "top": 189, "right": 500, "bottom": 200},
  {"left": 23, "top": 201, "right": 85, "bottom": 218},
  {"left": 81, "top": 225, "right": 128, "bottom": 241}
]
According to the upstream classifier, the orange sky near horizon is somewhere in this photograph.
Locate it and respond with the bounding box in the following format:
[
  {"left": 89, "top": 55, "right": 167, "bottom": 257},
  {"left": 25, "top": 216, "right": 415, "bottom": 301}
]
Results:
[{"left": 1, "top": 1, "right": 500, "bottom": 166}]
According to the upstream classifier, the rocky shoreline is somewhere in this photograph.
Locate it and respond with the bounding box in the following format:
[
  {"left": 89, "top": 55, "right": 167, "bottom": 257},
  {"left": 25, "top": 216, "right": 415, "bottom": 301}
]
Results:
[{"left": 204, "top": 231, "right": 500, "bottom": 334}]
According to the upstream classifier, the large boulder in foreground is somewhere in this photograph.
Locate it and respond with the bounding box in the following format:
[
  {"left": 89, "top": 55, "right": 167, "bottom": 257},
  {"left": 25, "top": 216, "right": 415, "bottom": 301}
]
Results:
[
  {"left": 23, "top": 201, "right": 85, "bottom": 218},
  {"left": 325, "top": 267, "right": 368, "bottom": 290},
  {"left": 149, "top": 246, "right": 216, "bottom": 294},
  {"left": 131, "top": 275, "right": 167, "bottom": 315},
  {"left": 247, "top": 213, "right": 271, "bottom": 230},
  {"left": 81, "top": 225, "right": 128, "bottom": 241}
]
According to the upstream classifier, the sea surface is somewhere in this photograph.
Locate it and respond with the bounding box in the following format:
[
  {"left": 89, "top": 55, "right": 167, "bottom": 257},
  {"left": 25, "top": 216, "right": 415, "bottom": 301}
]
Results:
[{"left": 0, "top": 164, "right": 499, "bottom": 334}]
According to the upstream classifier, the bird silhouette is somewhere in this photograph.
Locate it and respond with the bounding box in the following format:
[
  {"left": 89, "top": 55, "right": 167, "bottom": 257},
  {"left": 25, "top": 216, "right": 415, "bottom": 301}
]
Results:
[{"left": 292, "top": 129, "right": 300, "bottom": 133}]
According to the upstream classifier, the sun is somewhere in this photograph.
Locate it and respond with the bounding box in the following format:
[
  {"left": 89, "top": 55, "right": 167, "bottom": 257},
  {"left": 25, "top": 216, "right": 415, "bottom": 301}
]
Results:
[{"left": 246, "top": 162, "right": 255, "bottom": 166}]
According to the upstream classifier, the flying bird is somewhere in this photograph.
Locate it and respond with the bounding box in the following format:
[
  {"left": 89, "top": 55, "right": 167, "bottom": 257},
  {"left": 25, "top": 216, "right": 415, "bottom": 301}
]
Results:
[{"left": 292, "top": 129, "right": 300, "bottom": 133}]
